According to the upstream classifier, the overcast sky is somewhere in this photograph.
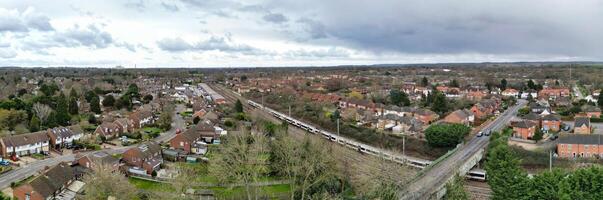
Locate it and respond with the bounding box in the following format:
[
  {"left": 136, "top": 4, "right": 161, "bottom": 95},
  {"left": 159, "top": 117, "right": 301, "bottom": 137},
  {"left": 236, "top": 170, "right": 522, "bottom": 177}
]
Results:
[{"left": 0, "top": 0, "right": 602, "bottom": 67}]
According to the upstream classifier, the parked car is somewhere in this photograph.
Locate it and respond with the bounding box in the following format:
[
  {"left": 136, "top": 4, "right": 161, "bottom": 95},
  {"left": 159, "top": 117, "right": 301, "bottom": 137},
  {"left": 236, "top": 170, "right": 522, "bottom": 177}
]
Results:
[
  {"left": 484, "top": 130, "right": 491, "bottom": 136},
  {"left": 477, "top": 131, "right": 484, "bottom": 137},
  {"left": 0, "top": 160, "right": 10, "bottom": 166}
]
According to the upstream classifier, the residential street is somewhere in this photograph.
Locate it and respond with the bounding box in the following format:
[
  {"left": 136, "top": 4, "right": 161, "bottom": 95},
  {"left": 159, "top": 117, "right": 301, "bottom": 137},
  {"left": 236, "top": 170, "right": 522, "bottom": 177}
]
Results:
[{"left": 0, "top": 104, "right": 186, "bottom": 189}]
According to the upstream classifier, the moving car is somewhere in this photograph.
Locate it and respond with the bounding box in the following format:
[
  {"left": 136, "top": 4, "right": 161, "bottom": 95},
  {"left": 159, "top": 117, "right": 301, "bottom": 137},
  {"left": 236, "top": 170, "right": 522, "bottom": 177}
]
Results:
[{"left": 477, "top": 131, "right": 484, "bottom": 137}]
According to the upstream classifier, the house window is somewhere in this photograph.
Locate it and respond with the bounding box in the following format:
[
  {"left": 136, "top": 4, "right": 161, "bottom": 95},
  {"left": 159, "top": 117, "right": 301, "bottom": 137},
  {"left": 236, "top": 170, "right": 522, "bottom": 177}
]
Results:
[{"left": 180, "top": 142, "right": 184, "bottom": 146}]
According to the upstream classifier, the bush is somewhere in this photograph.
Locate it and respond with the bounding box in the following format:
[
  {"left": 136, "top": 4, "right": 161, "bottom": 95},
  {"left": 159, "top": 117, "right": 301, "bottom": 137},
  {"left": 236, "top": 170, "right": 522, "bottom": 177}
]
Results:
[{"left": 425, "top": 124, "right": 471, "bottom": 147}]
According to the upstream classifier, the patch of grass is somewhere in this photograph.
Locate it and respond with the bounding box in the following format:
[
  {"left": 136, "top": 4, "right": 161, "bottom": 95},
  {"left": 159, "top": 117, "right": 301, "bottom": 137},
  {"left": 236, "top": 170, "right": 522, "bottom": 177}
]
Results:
[
  {"left": 210, "top": 184, "right": 291, "bottom": 199},
  {"left": 31, "top": 153, "right": 45, "bottom": 160},
  {"left": 142, "top": 127, "right": 162, "bottom": 134},
  {"left": 128, "top": 177, "right": 174, "bottom": 192}
]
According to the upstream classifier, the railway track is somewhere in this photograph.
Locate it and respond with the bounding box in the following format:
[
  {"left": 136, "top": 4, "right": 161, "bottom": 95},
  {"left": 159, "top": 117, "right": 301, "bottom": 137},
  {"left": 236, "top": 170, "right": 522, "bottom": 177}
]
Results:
[{"left": 211, "top": 85, "right": 418, "bottom": 187}]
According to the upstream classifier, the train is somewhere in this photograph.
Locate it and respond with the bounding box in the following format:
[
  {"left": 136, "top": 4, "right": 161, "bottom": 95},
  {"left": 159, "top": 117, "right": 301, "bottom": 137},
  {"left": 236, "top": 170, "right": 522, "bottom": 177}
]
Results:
[
  {"left": 247, "top": 99, "right": 487, "bottom": 181},
  {"left": 247, "top": 100, "right": 431, "bottom": 166}
]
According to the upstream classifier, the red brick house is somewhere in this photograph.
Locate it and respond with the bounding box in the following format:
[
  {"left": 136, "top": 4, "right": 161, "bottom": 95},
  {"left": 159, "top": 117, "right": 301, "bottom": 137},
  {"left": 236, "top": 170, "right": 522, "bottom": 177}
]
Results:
[
  {"left": 13, "top": 162, "right": 75, "bottom": 200},
  {"left": 76, "top": 151, "right": 120, "bottom": 171},
  {"left": 557, "top": 134, "right": 603, "bottom": 158},
  {"left": 512, "top": 120, "right": 537, "bottom": 140},
  {"left": 574, "top": 117, "right": 591, "bottom": 134},
  {"left": 129, "top": 107, "right": 155, "bottom": 129},
  {"left": 94, "top": 121, "right": 121, "bottom": 139},
  {"left": 414, "top": 109, "right": 439, "bottom": 124},
  {"left": 443, "top": 109, "right": 474, "bottom": 125},
  {"left": 583, "top": 106, "right": 602, "bottom": 118},
  {"left": 122, "top": 141, "right": 162, "bottom": 174},
  {"left": 541, "top": 114, "right": 561, "bottom": 132},
  {"left": 170, "top": 122, "right": 217, "bottom": 154}
]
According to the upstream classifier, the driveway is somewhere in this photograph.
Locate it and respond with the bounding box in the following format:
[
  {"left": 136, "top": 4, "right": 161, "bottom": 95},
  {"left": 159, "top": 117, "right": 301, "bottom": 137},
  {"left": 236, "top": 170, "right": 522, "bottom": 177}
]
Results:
[{"left": 562, "top": 121, "right": 603, "bottom": 134}]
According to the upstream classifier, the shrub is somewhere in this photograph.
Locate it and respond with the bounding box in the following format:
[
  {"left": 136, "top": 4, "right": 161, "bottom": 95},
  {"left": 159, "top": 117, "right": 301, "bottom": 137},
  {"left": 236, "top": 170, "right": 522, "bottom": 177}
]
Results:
[{"left": 425, "top": 123, "right": 471, "bottom": 147}]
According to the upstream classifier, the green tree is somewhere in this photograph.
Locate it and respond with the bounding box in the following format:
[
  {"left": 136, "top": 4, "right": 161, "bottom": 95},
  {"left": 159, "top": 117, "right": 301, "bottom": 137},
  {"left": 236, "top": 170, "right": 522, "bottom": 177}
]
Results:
[
  {"left": 485, "top": 144, "right": 530, "bottom": 200},
  {"left": 500, "top": 79, "right": 508, "bottom": 91},
  {"left": 390, "top": 89, "right": 411, "bottom": 106},
  {"left": 527, "top": 79, "right": 536, "bottom": 90},
  {"left": 431, "top": 91, "right": 449, "bottom": 113},
  {"left": 55, "top": 92, "right": 71, "bottom": 126},
  {"left": 102, "top": 95, "right": 115, "bottom": 107},
  {"left": 157, "top": 111, "right": 172, "bottom": 130},
  {"left": 29, "top": 115, "right": 40, "bottom": 132},
  {"left": 68, "top": 97, "right": 78, "bottom": 115},
  {"left": 118, "top": 95, "right": 132, "bottom": 111},
  {"left": 421, "top": 77, "right": 429, "bottom": 87},
  {"left": 532, "top": 129, "right": 544, "bottom": 141},
  {"left": 424, "top": 124, "right": 471, "bottom": 147},
  {"left": 234, "top": 99, "right": 244, "bottom": 113},
  {"left": 193, "top": 116, "right": 200, "bottom": 124},
  {"left": 142, "top": 94, "right": 153, "bottom": 104},
  {"left": 528, "top": 169, "right": 567, "bottom": 199},
  {"left": 126, "top": 83, "right": 140, "bottom": 99},
  {"left": 90, "top": 96, "right": 101, "bottom": 114},
  {"left": 444, "top": 175, "right": 469, "bottom": 200},
  {"left": 599, "top": 92, "right": 603, "bottom": 110},
  {"left": 69, "top": 87, "right": 78, "bottom": 99},
  {"left": 449, "top": 79, "right": 459, "bottom": 87},
  {"left": 84, "top": 90, "right": 96, "bottom": 103}
]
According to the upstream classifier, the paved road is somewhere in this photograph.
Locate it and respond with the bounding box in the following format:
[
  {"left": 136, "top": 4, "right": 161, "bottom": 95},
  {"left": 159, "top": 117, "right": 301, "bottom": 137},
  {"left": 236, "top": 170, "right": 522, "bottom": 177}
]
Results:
[
  {"left": 0, "top": 104, "right": 186, "bottom": 189},
  {"left": 400, "top": 99, "right": 528, "bottom": 199},
  {"left": 155, "top": 104, "right": 186, "bottom": 143}
]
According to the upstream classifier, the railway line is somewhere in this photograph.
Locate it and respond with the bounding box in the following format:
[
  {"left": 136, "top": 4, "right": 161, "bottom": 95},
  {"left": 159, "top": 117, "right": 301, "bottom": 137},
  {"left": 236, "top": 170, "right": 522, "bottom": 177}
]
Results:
[{"left": 212, "top": 85, "right": 418, "bottom": 185}]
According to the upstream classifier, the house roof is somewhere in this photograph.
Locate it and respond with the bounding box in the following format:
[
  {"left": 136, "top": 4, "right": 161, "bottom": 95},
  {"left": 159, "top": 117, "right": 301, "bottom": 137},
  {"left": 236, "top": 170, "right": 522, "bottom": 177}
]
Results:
[
  {"left": 81, "top": 151, "right": 119, "bottom": 166},
  {"left": 524, "top": 113, "right": 541, "bottom": 121},
  {"left": 48, "top": 126, "right": 81, "bottom": 139},
  {"left": 27, "top": 162, "right": 74, "bottom": 198},
  {"left": 135, "top": 141, "right": 162, "bottom": 158},
  {"left": 575, "top": 117, "right": 590, "bottom": 128},
  {"left": 542, "top": 114, "right": 561, "bottom": 121},
  {"left": 513, "top": 120, "right": 536, "bottom": 128},
  {"left": 1, "top": 131, "right": 49, "bottom": 148},
  {"left": 558, "top": 134, "right": 603, "bottom": 145}
]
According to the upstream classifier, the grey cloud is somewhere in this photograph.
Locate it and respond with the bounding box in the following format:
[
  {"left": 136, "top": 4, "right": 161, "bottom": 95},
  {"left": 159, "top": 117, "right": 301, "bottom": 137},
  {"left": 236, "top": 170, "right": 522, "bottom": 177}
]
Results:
[
  {"left": 285, "top": 47, "right": 350, "bottom": 58},
  {"left": 124, "top": 0, "right": 147, "bottom": 11},
  {"left": 25, "top": 15, "right": 54, "bottom": 31},
  {"left": 115, "top": 42, "right": 137, "bottom": 52},
  {"left": 267, "top": 0, "right": 603, "bottom": 58},
  {"left": 263, "top": 13, "right": 288, "bottom": 24},
  {"left": 0, "top": 8, "right": 54, "bottom": 32},
  {"left": 296, "top": 18, "right": 327, "bottom": 39},
  {"left": 157, "top": 37, "right": 192, "bottom": 52},
  {"left": 0, "top": 48, "right": 17, "bottom": 59},
  {"left": 157, "top": 35, "right": 258, "bottom": 54},
  {"left": 161, "top": 1, "right": 180, "bottom": 12},
  {"left": 53, "top": 24, "right": 113, "bottom": 49}
]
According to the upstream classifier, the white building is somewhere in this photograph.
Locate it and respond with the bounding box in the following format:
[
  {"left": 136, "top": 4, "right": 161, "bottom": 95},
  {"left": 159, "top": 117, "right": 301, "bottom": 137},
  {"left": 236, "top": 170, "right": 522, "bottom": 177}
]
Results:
[{"left": 0, "top": 131, "right": 50, "bottom": 158}]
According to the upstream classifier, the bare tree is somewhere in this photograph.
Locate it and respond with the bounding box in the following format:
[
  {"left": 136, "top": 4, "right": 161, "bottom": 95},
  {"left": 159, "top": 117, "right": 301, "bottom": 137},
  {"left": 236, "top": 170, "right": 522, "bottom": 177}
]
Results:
[
  {"left": 270, "top": 135, "right": 338, "bottom": 199},
  {"left": 32, "top": 103, "right": 53, "bottom": 124},
  {"left": 209, "top": 131, "right": 269, "bottom": 200},
  {"left": 80, "top": 163, "right": 137, "bottom": 200}
]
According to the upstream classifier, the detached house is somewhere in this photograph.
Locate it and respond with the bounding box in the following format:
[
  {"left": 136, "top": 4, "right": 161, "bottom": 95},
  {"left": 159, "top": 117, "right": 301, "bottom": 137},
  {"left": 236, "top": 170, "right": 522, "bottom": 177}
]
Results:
[
  {"left": 94, "top": 121, "right": 121, "bottom": 139},
  {"left": 501, "top": 88, "right": 519, "bottom": 97},
  {"left": 0, "top": 131, "right": 50, "bottom": 158},
  {"left": 574, "top": 117, "right": 591, "bottom": 134},
  {"left": 129, "top": 107, "right": 155, "bottom": 129},
  {"left": 47, "top": 126, "right": 83, "bottom": 149},
  {"left": 542, "top": 114, "right": 562, "bottom": 132},
  {"left": 170, "top": 122, "right": 217, "bottom": 154},
  {"left": 123, "top": 141, "right": 163, "bottom": 174},
  {"left": 443, "top": 109, "right": 475, "bottom": 126},
  {"left": 414, "top": 109, "right": 439, "bottom": 124},
  {"left": 471, "top": 99, "right": 500, "bottom": 119},
  {"left": 13, "top": 162, "right": 75, "bottom": 200},
  {"left": 512, "top": 120, "right": 537, "bottom": 140},
  {"left": 76, "top": 151, "right": 120, "bottom": 171},
  {"left": 583, "top": 106, "right": 602, "bottom": 118}
]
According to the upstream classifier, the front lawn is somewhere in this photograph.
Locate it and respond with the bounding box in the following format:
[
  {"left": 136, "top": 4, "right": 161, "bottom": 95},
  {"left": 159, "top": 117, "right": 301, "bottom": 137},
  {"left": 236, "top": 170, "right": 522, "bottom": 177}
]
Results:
[{"left": 129, "top": 177, "right": 174, "bottom": 192}]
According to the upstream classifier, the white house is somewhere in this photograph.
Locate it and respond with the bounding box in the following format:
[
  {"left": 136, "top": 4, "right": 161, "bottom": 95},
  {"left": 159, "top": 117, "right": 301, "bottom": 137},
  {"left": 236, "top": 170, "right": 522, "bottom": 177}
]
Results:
[{"left": 0, "top": 131, "right": 50, "bottom": 158}]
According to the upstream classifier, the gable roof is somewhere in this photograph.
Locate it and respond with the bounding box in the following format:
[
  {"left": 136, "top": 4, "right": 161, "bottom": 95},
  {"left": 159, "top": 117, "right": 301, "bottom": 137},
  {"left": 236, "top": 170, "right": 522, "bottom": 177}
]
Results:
[
  {"left": 513, "top": 120, "right": 537, "bottom": 128},
  {"left": 27, "top": 162, "right": 74, "bottom": 198},
  {"left": 575, "top": 117, "right": 590, "bottom": 128},
  {"left": 1, "top": 131, "right": 49, "bottom": 148},
  {"left": 558, "top": 134, "right": 603, "bottom": 145}
]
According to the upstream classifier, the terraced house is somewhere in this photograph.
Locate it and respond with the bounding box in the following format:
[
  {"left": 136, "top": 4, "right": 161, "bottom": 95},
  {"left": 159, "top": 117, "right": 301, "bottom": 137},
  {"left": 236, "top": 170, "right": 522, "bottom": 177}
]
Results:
[
  {"left": 557, "top": 134, "right": 603, "bottom": 158},
  {"left": 0, "top": 131, "right": 50, "bottom": 158}
]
